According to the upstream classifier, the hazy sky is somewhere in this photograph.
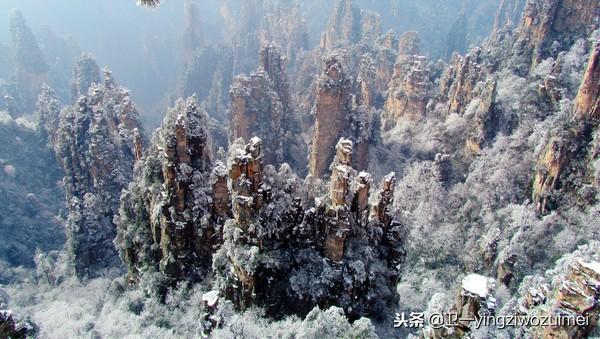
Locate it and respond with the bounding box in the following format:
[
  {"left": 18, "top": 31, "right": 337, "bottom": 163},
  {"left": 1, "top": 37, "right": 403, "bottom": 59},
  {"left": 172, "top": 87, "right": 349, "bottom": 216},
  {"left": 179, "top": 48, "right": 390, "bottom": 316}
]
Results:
[
  {"left": 0, "top": 0, "right": 182, "bottom": 45},
  {"left": 0, "top": 0, "right": 494, "bottom": 127},
  {"left": 0, "top": 1, "right": 188, "bottom": 122}
]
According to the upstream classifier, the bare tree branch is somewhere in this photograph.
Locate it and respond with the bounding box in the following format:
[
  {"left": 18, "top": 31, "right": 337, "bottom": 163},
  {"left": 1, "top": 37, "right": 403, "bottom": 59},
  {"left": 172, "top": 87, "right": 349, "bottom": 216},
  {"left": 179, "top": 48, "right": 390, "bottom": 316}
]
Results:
[{"left": 137, "top": 0, "right": 161, "bottom": 8}]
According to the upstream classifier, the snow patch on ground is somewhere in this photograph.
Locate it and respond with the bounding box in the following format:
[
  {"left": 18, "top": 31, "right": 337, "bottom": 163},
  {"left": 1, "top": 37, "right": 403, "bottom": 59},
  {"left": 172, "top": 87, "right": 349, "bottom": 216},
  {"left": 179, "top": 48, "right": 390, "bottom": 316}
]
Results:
[
  {"left": 579, "top": 259, "right": 600, "bottom": 275},
  {"left": 202, "top": 291, "right": 219, "bottom": 307},
  {"left": 462, "top": 274, "right": 492, "bottom": 298}
]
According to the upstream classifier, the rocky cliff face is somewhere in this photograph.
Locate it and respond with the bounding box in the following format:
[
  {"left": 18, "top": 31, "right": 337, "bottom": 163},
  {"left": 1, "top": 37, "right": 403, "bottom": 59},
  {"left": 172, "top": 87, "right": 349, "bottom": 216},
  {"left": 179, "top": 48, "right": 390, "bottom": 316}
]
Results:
[
  {"left": 540, "top": 260, "right": 600, "bottom": 338},
  {"left": 291, "top": 1, "right": 395, "bottom": 164},
  {"left": 308, "top": 54, "right": 372, "bottom": 178},
  {"left": 373, "top": 31, "right": 400, "bottom": 95},
  {"left": 183, "top": 0, "right": 203, "bottom": 67},
  {"left": 54, "top": 68, "right": 144, "bottom": 278},
  {"left": 9, "top": 10, "right": 48, "bottom": 115},
  {"left": 398, "top": 31, "right": 420, "bottom": 56},
  {"left": 508, "top": 247, "right": 600, "bottom": 339},
  {"left": 182, "top": 44, "right": 233, "bottom": 110},
  {"left": 229, "top": 137, "right": 264, "bottom": 229},
  {"left": 215, "top": 0, "right": 312, "bottom": 82},
  {"left": 516, "top": 0, "right": 597, "bottom": 67},
  {"left": 438, "top": 48, "right": 488, "bottom": 116},
  {"left": 573, "top": 42, "right": 600, "bottom": 121},
  {"left": 36, "top": 84, "right": 61, "bottom": 147},
  {"left": 465, "top": 78, "right": 498, "bottom": 154},
  {"left": 492, "top": 0, "right": 527, "bottom": 32},
  {"left": 532, "top": 43, "right": 599, "bottom": 213},
  {"left": 230, "top": 44, "right": 304, "bottom": 168},
  {"left": 214, "top": 136, "right": 403, "bottom": 319},
  {"left": 258, "top": 3, "right": 309, "bottom": 66},
  {"left": 308, "top": 55, "right": 352, "bottom": 178},
  {"left": 382, "top": 54, "right": 430, "bottom": 128},
  {"left": 116, "top": 95, "right": 217, "bottom": 283}
]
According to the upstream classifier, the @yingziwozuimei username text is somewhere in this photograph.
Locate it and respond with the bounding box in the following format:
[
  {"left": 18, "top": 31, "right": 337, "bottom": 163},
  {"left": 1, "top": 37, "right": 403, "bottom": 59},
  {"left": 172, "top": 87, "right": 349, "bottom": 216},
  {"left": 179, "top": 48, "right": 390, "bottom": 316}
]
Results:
[{"left": 394, "top": 312, "right": 590, "bottom": 329}]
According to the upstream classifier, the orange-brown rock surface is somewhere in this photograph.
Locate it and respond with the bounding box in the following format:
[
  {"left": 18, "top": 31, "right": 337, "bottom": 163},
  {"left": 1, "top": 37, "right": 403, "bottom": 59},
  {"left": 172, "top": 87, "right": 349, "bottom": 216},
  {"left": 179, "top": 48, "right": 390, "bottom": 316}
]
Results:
[
  {"left": 230, "top": 44, "right": 301, "bottom": 167},
  {"left": 323, "top": 139, "right": 355, "bottom": 261},
  {"left": 382, "top": 54, "right": 430, "bottom": 128},
  {"left": 513, "top": 0, "right": 598, "bottom": 69},
  {"left": 439, "top": 48, "right": 487, "bottom": 116},
  {"left": 573, "top": 43, "right": 600, "bottom": 120},
  {"left": 541, "top": 260, "right": 600, "bottom": 338},
  {"left": 308, "top": 55, "right": 352, "bottom": 178},
  {"left": 308, "top": 54, "right": 372, "bottom": 177},
  {"left": 532, "top": 43, "right": 600, "bottom": 213}
]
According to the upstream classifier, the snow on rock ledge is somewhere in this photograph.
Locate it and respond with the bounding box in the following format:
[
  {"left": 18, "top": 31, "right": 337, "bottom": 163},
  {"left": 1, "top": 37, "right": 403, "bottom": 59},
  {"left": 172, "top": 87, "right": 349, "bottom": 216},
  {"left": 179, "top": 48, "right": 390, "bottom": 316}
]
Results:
[{"left": 461, "top": 273, "right": 494, "bottom": 299}]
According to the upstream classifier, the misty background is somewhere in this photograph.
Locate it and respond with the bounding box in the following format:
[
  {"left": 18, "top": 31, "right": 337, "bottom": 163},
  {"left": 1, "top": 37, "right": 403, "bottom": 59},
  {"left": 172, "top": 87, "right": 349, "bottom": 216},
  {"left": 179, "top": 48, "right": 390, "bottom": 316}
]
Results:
[{"left": 0, "top": 0, "right": 497, "bottom": 130}]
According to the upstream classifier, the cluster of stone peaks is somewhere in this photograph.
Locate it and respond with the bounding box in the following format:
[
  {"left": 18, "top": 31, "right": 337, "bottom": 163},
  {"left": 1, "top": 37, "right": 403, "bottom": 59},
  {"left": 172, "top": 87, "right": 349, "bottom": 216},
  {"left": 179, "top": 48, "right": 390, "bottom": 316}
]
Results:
[
  {"left": 22, "top": 0, "right": 600, "bottom": 336},
  {"left": 216, "top": 136, "right": 403, "bottom": 319},
  {"left": 37, "top": 56, "right": 145, "bottom": 278},
  {"left": 116, "top": 95, "right": 216, "bottom": 282},
  {"left": 117, "top": 94, "right": 403, "bottom": 317}
]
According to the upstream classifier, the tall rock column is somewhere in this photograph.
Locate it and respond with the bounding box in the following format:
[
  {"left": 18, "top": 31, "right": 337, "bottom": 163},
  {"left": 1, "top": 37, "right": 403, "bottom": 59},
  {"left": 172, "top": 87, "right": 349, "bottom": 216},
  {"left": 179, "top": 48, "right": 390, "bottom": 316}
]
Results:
[
  {"left": 116, "top": 95, "right": 217, "bottom": 283},
  {"left": 324, "top": 138, "right": 356, "bottom": 261},
  {"left": 382, "top": 54, "right": 430, "bottom": 128},
  {"left": 9, "top": 10, "right": 48, "bottom": 115},
  {"left": 513, "top": 0, "right": 598, "bottom": 69},
  {"left": 370, "top": 172, "right": 396, "bottom": 229},
  {"left": 465, "top": 78, "right": 498, "bottom": 154},
  {"left": 36, "top": 84, "right": 61, "bottom": 147},
  {"left": 71, "top": 53, "right": 100, "bottom": 102},
  {"left": 319, "top": 0, "right": 381, "bottom": 52},
  {"left": 532, "top": 43, "right": 600, "bottom": 213},
  {"left": 230, "top": 137, "right": 264, "bottom": 229},
  {"left": 308, "top": 55, "right": 353, "bottom": 178},
  {"left": 438, "top": 48, "right": 487, "bottom": 116},
  {"left": 55, "top": 68, "right": 145, "bottom": 278},
  {"left": 573, "top": 43, "right": 600, "bottom": 121},
  {"left": 230, "top": 44, "right": 298, "bottom": 167}
]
